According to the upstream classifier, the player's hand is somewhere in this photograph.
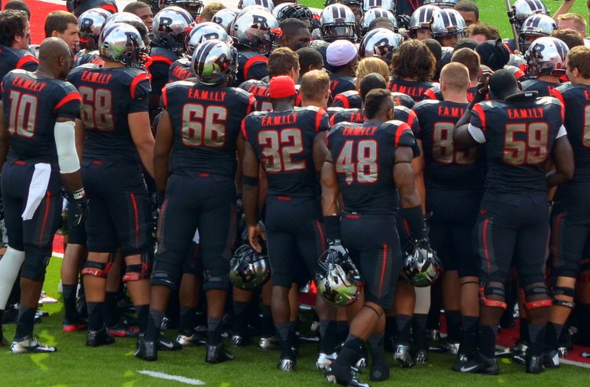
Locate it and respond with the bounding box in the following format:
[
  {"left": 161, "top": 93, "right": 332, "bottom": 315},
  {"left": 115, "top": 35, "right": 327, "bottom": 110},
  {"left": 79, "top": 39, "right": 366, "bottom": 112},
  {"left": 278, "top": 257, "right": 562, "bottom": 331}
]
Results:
[
  {"left": 396, "top": 14, "right": 411, "bottom": 29},
  {"left": 248, "top": 222, "right": 266, "bottom": 253},
  {"left": 478, "top": 68, "right": 493, "bottom": 96},
  {"left": 71, "top": 195, "right": 88, "bottom": 228},
  {"left": 328, "top": 239, "right": 348, "bottom": 257}
]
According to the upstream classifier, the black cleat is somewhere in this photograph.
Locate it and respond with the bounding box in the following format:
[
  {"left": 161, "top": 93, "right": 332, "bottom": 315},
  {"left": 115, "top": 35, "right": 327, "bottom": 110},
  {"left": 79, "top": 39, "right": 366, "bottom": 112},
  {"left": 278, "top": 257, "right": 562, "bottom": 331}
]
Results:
[
  {"left": 413, "top": 347, "right": 429, "bottom": 365},
  {"left": 277, "top": 357, "right": 296, "bottom": 372},
  {"left": 453, "top": 354, "right": 499, "bottom": 375},
  {"left": 205, "top": 342, "right": 235, "bottom": 364},
  {"left": 543, "top": 350, "right": 559, "bottom": 369},
  {"left": 86, "top": 327, "right": 115, "bottom": 347},
  {"left": 325, "top": 361, "right": 370, "bottom": 387},
  {"left": 134, "top": 336, "right": 158, "bottom": 361},
  {"left": 369, "top": 362, "right": 390, "bottom": 382},
  {"left": 526, "top": 353, "right": 545, "bottom": 374},
  {"left": 158, "top": 334, "right": 182, "bottom": 351}
]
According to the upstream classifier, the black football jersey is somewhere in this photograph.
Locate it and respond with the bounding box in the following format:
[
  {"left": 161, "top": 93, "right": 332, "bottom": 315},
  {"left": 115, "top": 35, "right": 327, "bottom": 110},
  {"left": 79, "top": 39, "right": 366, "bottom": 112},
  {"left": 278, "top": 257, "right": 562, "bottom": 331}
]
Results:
[
  {"left": 148, "top": 45, "right": 179, "bottom": 97},
  {"left": 242, "top": 106, "right": 330, "bottom": 197},
  {"left": 521, "top": 79, "right": 560, "bottom": 97},
  {"left": 327, "top": 120, "right": 415, "bottom": 214},
  {"left": 329, "top": 74, "right": 356, "bottom": 97},
  {"left": 413, "top": 100, "right": 484, "bottom": 191},
  {"left": 470, "top": 93, "right": 564, "bottom": 195},
  {"left": 168, "top": 58, "right": 195, "bottom": 83},
  {"left": 388, "top": 77, "right": 439, "bottom": 102},
  {"left": 552, "top": 84, "right": 590, "bottom": 182},
  {"left": 332, "top": 90, "right": 362, "bottom": 109},
  {"left": 162, "top": 81, "right": 255, "bottom": 177},
  {"left": 73, "top": 50, "right": 104, "bottom": 68},
  {"left": 239, "top": 79, "right": 271, "bottom": 112},
  {"left": 68, "top": 64, "right": 151, "bottom": 165},
  {"left": 72, "top": 0, "right": 117, "bottom": 17},
  {"left": 1, "top": 70, "right": 80, "bottom": 164},
  {"left": 391, "top": 92, "right": 415, "bottom": 109},
  {"left": 0, "top": 46, "right": 38, "bottom": 98},
  {"left": 235, "top": 51, "right": 268, "bottom": 86}
]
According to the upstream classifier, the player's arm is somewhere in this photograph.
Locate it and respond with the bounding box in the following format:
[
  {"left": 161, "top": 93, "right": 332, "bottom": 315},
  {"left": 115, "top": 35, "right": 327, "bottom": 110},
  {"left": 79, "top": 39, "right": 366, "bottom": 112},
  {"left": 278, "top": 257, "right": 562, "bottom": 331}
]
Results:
[
  {"left": 0, "top": 102, "right": 7, "bottom": 171},
  {"left": 394, "top": 146, "right": 426, "bottom": 240},
  {"left": 553, "top": 0, "right": 575, "bottom": 20},
  {"left": 547, "top": 134, "right": 574, "bottom": 187},
  {"left": 241, "top": 130, "right": 264, "bottom": 253},
  {"left": 129, "top": 111, "right": 155, "bottom": 178},
  {"left": 413, "top": 139, "right": 426, "bottom": 211},
  {"left": 153, "top": 109, "right": 174, "bottom": 193},
  {"left": 74, "top": 118, "right": 84, "bottom": 162},
  {"left": 454, "top": 109, "right": 481, "bottom": 148},
  {"left": 313, "top": 131, "right": 329, "bottom": 172},
  {"left": 321, "top": 151, "right": 342, "bottom": 243}
]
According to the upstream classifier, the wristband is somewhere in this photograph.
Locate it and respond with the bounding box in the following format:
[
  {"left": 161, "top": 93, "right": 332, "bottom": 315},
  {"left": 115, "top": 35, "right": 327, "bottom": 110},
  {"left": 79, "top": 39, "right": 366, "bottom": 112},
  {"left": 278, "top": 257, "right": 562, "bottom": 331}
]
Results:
[
  {"left": 323, "top": 215, "right": 341, "bottom": 242},
  {"left": 400, "top": 205, "right": 426, "bottom": 240},
  {"left": 72, "top": 188, "right": 85, "bottom": 201}
]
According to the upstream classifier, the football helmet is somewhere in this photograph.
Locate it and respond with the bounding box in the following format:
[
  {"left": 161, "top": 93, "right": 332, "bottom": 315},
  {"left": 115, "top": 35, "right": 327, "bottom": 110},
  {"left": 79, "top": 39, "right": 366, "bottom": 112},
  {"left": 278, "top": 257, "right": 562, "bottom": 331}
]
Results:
[
  {"left": 423, "top": 0, "right": 458, "bottom": 8},
  {"left": 274, "top": 3, "right": 314, "bottom": 23},
  {"left": 400, "top": 238, "right": 443, "bottom": 287},
  {"left": 185, "top": 22, "right": 231, "bottom": 59},
  {"left": 103, "top": 12, "right": 144, "bottom": 31},
  {"left": 316, "top": 247, "right": 364, "bottom": 307},
  {"left": 78, "top": 8, "right": 112, "bottom": 51},
  {"left": 519, "top": 14, "right": 556, "bottom": 50},
  {"left": 513, "top": 0, "right": 549, "bottom": 29},
  {"left": 153, "top": 6, "right": 195, "bottom": 54},
  {"left": 359, "top": 7, "right": 397, "bottom": 36},
  {"left": 324, "top": 0, "right": 364, "bottom": 7},
  {"left": 409, "top": 5, "right": 443, "bottom": 36},
  {"left": 157, "top": 0, "right": 203, "bottom": 19},
  {"left": 212, "top": 9, "right": 237, "bottom": 33},
  {"left": 239, "top": 0, "right": 274, "bottom": 11},
  {"left": 363, "top": 0, "right": 395, "bottom": 14},
  {"left": 99, "top": 23, "right": 149, "bottom": 68},
  {"left": 320, "top": 4, "right": 358, "bottom": 43},
  {"left": 525, "top": 36, "right": 569, "bottom": 78},
  {"left": 229, "top": 244, "right": 270, "bottom": 290},
  {"left": 358, "top": 28, "right": 404, "bottom": 62},
  {"left": 231, "top": 9, "right": 278, "bottom": 55},
  {"left": 191, "top": 39, "right": 238, "bottom": 86},
  {"left": 432, "top": 8, "right": 466, "bottom": 38}
]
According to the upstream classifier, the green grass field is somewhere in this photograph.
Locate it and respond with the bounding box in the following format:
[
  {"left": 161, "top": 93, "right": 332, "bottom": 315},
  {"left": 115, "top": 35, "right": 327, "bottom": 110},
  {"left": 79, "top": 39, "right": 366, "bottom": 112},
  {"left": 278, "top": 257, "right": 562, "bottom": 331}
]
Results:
[{"left": 0, "top": 258, "right": 588, "bottom": 386}]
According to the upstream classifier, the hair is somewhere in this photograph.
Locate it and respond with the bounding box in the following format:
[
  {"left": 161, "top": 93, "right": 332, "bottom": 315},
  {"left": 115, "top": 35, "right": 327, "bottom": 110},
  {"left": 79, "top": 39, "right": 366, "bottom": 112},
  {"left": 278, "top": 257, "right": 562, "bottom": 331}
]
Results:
[
  {"left": 465, "top": 23, "right": 500, "bottom": 41},
  {"left": 423, "top": 38, "right": 442, "bottom": 64},
  {"left": 391, "top": 40, "right": 436, "bottom": 82},
  {"left": 44, "top": 11, "right": 78, "bottom": 38},
  {"left": 567, "top": 46, "right": 590, "bottom": 79},
  {"left": 451, "top": 47, "right": 480, "bottom": 81},
  {"left": 359, "top": 73, "right": 387, "bottom": 101},
  {"left": 279, "top": 18, "right": 309, "bottom": 37},
  {"left": 297, "top": 47, "right": 324, "bottom": 75},
  {"left": 0, "top": 10, "right": 28, "bottom": 47},
  {"left": 356, "top": 57, "right": 390, "bottom": 83},
  {"left": 268, "top": 47, "right": 299, "bottom": 77},
  {"left": 364, "top": 88, "right": 393, "bottom": 119},
  {"left": 201, "top": 2, "right": 226, "bottom": 22},
  {"left": 4, "top": 0, "right": 30, "bottom": 19},
  {"left": 551, "top": 28, "right": 585, "bottom": 49},
  {"left": 126, "top": 21, "right": 149, "bottom": 43},
  {"left": 489, "top": 69, "right": 518, "bottom": 100},
  {"left": 454, "top": 0, "right": 479, "bottom": 21},
  {"left": 123, "top": 1, "right": 151, "bottom": 13},
  {"left": 300, "top": 70, "right": 330, "bottom": 101},
  {"left": 557, "top": 13, "right": 587, "bottom": 34},
  {"left": 454, "top": 38, "right": 478, "bottom": 50},
  {"left": 368, "top": 17, "right": 395, "bottom": 32},
  {"left": 440, "top": 62, "right": 470, "bottom": 91}
]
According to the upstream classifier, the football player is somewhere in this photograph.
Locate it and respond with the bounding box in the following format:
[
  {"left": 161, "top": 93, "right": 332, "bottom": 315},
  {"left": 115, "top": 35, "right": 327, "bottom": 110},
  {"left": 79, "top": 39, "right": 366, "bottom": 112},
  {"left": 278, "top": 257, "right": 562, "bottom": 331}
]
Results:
[
  {"left": 276, "top": 19, "right": 312, "bottom": 52},
  {"left": 454, "top": 0, "right": 479, "bottom": 26},
  {"left": 68, "top": 0, "right": 118, "bottom": 18},
  {"left": 333, "top": 57, "right": 391, "bottom": 110},
  {"left": 408, "top": 5, "right": 443, "bottom": 41},
  {"left": 432, "top": 8, "right": 466, "bottom": 48},
  {"left": 0, "top": 38, "right": 87, "bottom": 353},
  {"left": 521, "top": 37, "right": 569, "bottom": 96},
  {"left": 454, "top": 69, "right": 574, "bottom": 374},
  {"left": 322, "top": 88, "right": 427, "bottom": 385},
  {"left": 320, "top": 4, "right": 359, "bottom": 43},
  {"left": 68, "top": 23, "right": 154, "bottom": 348},
  {"left": 0, "top": 10, "right": 38, "bottom": 91},
  {"left": 389, "top": 40, "right": 440, "bottom": 102},
  {"left": 74, "top": 8, "right": 110, "bottom": 67},
  {"left": 123, "top": 2, "right": 154, "bottom": 34},
  {"left": 242, "top": 75, "right": 336, "bottom": 372},
  {"left": 326, "top": 40, "right": 358, "bottom": 99},
  {"left": 44, "top": 11, "right": 80, "bottom": 52}
]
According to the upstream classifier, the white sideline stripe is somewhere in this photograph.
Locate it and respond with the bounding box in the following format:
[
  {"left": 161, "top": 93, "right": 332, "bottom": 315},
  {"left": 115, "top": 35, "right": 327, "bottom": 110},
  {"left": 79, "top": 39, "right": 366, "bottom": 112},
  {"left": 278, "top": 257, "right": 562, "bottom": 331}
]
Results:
[
  {"left": 53, "top": 253, "right": 64, "bottom": 259},
  {"left": 138, "top": 370, "right": 206, "bottom": 385},
  {"left": 560, "top": 359, "right": 590, "bottom": 369}
]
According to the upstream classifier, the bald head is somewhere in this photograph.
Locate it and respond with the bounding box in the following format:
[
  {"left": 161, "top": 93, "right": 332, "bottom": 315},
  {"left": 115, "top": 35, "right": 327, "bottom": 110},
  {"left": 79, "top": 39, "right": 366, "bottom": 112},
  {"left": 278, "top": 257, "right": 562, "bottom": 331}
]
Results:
[
  {"left": 440, "top": 62, "right": 470, "bottom": 91},
  {"left": 38, "top": 37, "right": 72, "bottom": 79}
]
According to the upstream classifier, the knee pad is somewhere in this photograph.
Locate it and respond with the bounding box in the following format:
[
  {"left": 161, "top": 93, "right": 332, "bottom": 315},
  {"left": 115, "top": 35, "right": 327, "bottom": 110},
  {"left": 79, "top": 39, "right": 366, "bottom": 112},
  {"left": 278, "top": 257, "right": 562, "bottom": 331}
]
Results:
[
  {"left": 552, "top": 286, "right": 576, "bottom": 309},
  {"left": 523, "top": 285, "right": 551, "bottom": 310},
  {"left": 203, "top": 270, "right": 230, "bottom": 291},
  {"left": 151, "top": 271, "right": 178, "bottom": 290},
  {"left": 81, "top": 256, "right": 115, "bottom": 279},
  {"left": 479, "top": 285, "right": 507, "bottom": 310},
  {"left": 123, "top": 263, "right": 151, "bottom": 282},
  {"left": 21, "top": 255, "right": 50, "bottom": 282}
]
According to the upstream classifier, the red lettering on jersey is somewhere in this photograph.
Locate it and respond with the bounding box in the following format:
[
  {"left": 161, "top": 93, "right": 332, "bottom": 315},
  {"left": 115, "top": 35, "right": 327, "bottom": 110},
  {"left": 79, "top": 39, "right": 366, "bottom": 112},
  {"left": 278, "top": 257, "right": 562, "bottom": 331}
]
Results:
[
  {"left": 171, "top": 65, "right": 192, "bottom": 81},
  {"left": 80, "top": 71, "right": 112, "bottom": 84},
  {"left": 389, "top": 83, "right": 424, "bottom": 98},
  {"left": 342, "top": 126, "right": 377, "bottom": 136},
  {"left": 187, "top": 88, "right": 226, "bottom": 102},
  {"left": 438, "top": 106, "right": 465, "bottom": 118},
  {"left": 584, "top": 90, "right": 590, "bottom": 100},
  {"left": 261, "top": 113, "right": 298, "bottom": 127},
  {"left": 507, "top": 108, "right": 544, "bottom": 119},
  {"left": 246, "top": 84, "right": 268, "bottom": 97},
  {"left": 351, "top": 112, "right": 363, "bottom": 122},
  {"left": 11, "top": 76, "right": 46, "bottom": 92}
]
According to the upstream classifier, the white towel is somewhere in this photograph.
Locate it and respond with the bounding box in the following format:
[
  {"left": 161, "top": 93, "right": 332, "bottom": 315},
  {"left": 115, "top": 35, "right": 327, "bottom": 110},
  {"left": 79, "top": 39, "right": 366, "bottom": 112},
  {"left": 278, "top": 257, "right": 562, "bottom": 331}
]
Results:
[
  {"left": 192, "top": 229, "right": 200, "bottom": 244},
  {"left": 22, "top": 163, "right": 51, "bottom": 220}
]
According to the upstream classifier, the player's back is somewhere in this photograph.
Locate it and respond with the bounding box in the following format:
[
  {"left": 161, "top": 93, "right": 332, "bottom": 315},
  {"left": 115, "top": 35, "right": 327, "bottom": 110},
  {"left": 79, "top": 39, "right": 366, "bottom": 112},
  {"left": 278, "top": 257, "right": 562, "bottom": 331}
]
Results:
[
  {"left": 0, "top": 46, "right": 38, "bottom": 93},
  {"left": 68, "top": 64, "right": 151, "bottom": 164},
  {"left": 328, "top": 120, "right": 414, "bottom": 214},
  {"left": 2, "top": 70, "right": 80, "bottom": 163},
  {"left": 239, "top": 79, "right": 271, "bottom": 112},
  {"left": 163, "top": 80, "right": 255, "bottom": 177},
  {"left": 521, "top": 79, "right": 559, "bottom": 97},
  {"left": 168, "top": 58, "right": 194, "bottom": 83},
  {"left": 243, "top": 106, "right": 329, "bottom": 197},
  {"left": 388, "top": 77, "right": 439, "bottom": 102},
  {"left": 235, "top": 51, "right": 268, "bottom": 86}
]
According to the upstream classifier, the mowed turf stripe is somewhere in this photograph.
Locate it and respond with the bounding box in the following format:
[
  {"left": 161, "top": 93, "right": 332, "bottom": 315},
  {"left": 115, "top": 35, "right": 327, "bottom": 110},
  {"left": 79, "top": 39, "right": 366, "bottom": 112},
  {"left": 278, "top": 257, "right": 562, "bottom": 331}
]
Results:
[{"left": 138, "top": 370, "right": 206, "bottom": 385}]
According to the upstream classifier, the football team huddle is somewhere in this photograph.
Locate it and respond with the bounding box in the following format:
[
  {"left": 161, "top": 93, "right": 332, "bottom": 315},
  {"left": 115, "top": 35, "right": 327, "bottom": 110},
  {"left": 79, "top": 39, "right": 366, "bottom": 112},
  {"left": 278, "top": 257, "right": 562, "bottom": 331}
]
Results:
[{"left": 0, "top": 0, "right": 588, "bottom": 385}]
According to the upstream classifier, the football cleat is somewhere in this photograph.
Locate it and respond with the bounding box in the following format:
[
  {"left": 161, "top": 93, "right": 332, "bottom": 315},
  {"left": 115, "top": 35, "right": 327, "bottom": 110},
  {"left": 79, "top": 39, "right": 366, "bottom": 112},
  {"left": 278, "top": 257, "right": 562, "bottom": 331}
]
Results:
[
  {"left": 455, "top": 355, "right": 499, "bottom": 375},
  {"left": 259, "top": 335, "right": 280, "bottom": 350},
  {"left": 62, "top": 319, "right": 87, "bottom": 333},
  {"left": 11, "top": 337, "right": 57, "bottom": 353},
  {"left": 159, "top": 335, "right": 182, "bottom": 351},
  {"left": 394, "top": 344, "right": 415, "bottom": 368},
  {"left": 427, "top": 329, "right": 441, "bottom": 342},
  {"left": 176, "top": 332, "right": 206, "bottom": 347},
  {"left": 278, "top": 357, "right": 296, "bottom": 372},
  {"left": 325, "top": 361, "right": 370, "bottom": 387},
  {"left": 86, "top": 327, "right": 116, "bottom": 347},
  {"left": 317, "top": 352, "right": 338, "bottom": 370},
  {"left": 369, "top": 362, "right": 390, "bottom": 382},
  {"left": 441, "top": 340, "right": 460, "bottom": 356},
  {"left": 557, "top": 347, "right": 567, "bottom": 358},
  {"left": 107, "top": 321, "right": 140, "bottom": 338},
  {"left": 413, "top": 348, "right": 429, "bottom": 365},
  {"left": 526, "top": 353, "right": 545, "bottom": 374},
  {"left": 543, "top": 350, "right": 560, "bottom": 369},
  {"left": 134, "top": 336, "right": 157, "bottom": 361},
  {"left": 205, "top": 342, "right": 235, "bottom": 363},
  {"left": 230, "top": 334, "right": 252, "bottom": 347}
]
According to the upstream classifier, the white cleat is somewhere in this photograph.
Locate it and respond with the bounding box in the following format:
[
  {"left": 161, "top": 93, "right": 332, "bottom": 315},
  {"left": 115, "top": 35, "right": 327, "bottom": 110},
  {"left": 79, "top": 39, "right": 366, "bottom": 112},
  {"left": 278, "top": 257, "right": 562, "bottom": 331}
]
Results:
[
  {"left": 10, "top": 337, "right": 57, "bottom": 354},
  {"left": 316, "top": 352, "right": 337, "bottom": 370}
]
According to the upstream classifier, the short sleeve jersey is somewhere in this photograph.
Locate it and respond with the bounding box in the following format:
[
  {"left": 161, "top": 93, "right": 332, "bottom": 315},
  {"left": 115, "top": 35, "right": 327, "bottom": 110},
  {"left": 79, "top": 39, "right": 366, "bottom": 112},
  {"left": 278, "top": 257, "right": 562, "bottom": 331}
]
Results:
[
  {"left": 329, "top": 74, "right": 356, "bottom": 97},
  {"left": 162, "top": 81, "right": 256, "bottom": 177},
  {"left": 242, "top": 106, "right": 330, "bottom": 197},
  {"left": 239, "top": 79, "right": 272, "bottom": 112},
  {"left": 168, "top": 58, "right": 195, "bottom": 83},
  {"left": 1, "top": 70, "right": 80, "bottom": 164},
  {"left": 0, "top": 46, "right": 38, "bottom": 98}
]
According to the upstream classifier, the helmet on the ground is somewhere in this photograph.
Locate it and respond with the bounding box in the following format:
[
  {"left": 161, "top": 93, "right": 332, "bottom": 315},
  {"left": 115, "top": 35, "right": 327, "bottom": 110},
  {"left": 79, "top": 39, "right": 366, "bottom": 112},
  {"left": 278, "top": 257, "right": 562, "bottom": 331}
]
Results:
[
  {"left": 229, "top": 244, "right": 271, "bottom": 290},
  {"left": 316, "top": 248, "right": 364, "bottom": 307},
  {"left": 191, "top": 39, "right": 238, "bottom": 86}
]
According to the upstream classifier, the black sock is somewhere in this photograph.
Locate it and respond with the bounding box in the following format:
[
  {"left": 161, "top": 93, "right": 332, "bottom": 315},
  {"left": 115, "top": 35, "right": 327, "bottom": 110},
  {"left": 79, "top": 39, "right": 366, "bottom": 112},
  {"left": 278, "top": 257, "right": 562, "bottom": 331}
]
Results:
[
  {"left": 15, "top": 306, "right": 36, "bottom": 341},
  {"left": 87, "top": 302, "right": 104, "bottom": 331},
  {"left": 179, "top": 306, "right": 198, "bottom": 335},
  {"left": 369, "top": 333, "right": 387, "bottom": 365},
  {"left": 413, "top": 313, "right": 428, "bottom": 349},
  {"left": 520, "top": 317, "right": 529, "bottom": 344},
  {"left": 395, "top": 314, "right": 412, "bottom": 344},
  {"left": 337, "top": 335, "right": 364, "bottom": 367},
  {"left": 208, "top": 317, "right": 223, "bottom": 345},
  {"left": 337, "top": 320, "right": 349, "bottom": 344},
  {"left": 445, "top": 310, "right": 462, "bottom": 343},
  {"left": 135, "top": 304, "right": 149, "bottom": 334},
  {"left": 261, "top": 305, "right": 274, "bottom": 338},
  {"left": 62, "top": 284, "right": 79, "bottom": 322},
  {"left": 145, "top": 309, "right": 164, "bottom": 341},
  {"left": 275, "top": 322, "right": 293, "bottom": 358},
  {"left": 528, "top": 323, "right": 546, "bottom": 356},
  {"left": 320, "top": 320, "right": 337, "bottom": 354},
  {"left": 232, "top": 301, "right": 250, "bottom": 337},
  {"left": 103, "top": 292, "right": 120, "bottom": 328},
  {"left": 545, "top": 322, "right": 563, "bottom": 351},
  {"left": 479, "top": 325, "right": 498, "bottom": 359},
  {"left": 459, "top": 316, "right": 478, "bottom": 356}
]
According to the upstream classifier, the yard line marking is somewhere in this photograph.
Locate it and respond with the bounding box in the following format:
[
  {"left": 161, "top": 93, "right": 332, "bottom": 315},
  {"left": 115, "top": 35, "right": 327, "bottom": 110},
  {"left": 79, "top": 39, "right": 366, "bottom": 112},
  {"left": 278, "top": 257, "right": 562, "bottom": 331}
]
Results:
[
  {"left": 138, "top": 370, "right": 206, "bottom": 385},
  {"left": 561, "top": 359, "right": 590, "bottom": 369}
]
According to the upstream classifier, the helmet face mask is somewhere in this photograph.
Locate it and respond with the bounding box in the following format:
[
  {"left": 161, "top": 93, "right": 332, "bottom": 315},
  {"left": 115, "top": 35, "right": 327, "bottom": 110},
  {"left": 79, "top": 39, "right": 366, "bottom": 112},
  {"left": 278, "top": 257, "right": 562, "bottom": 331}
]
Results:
[
  {"left": 400, "top": 239, "right": 443, "bottom": 287},
  {"left": 99, "top": 23, "right": 149, "bottom": 68},
  {"left": 316, "top": 248, "right": 364, "bottom": 307},
  {"left": 409, "top": 5, "right": 443, "bottom": 39},
  {"left": 192, "top": 39, "right": 238, "bottom": 86},
  {"left": 185, "top": 22, "right": 231, "bottom": 59},
  {"left": 230, "top": 9, "right": 278, "bottom": 55},
  {"left": 229, "top": 244, "right": 270, "bottom": 290},
  {"left": 153, "top": 6, "right": 196, "bottom": 54},
  {"left": 519, "top": 14, "right": 556, "bottom": 51},
  {"left": 513, "top": 0, "right": 549, "bottom": 30},
  {"left": 359, "top": 7, "right": 397, "bottom": 36},
  {"left": 78, "top": 9, "right": 111, "bottom": 51},
  {"left": 359, "top": 28, "right": 403, "bottom": 63},
  {"left": 320, "top": 4, "right": 358, "bottom": 43},
  {"left": 525, "top": 36, "right": 569, "bottom": 78}
]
